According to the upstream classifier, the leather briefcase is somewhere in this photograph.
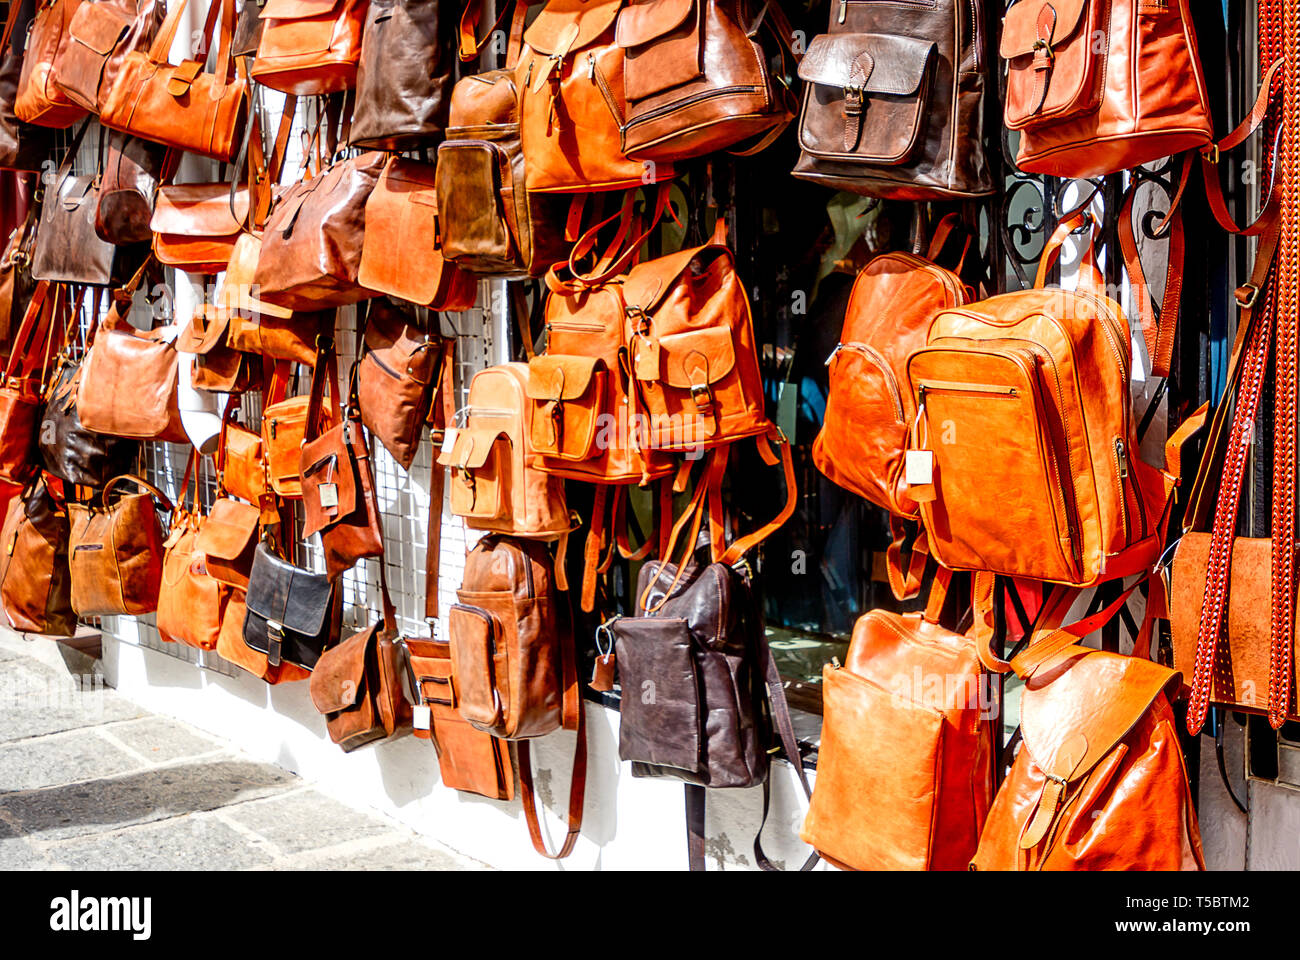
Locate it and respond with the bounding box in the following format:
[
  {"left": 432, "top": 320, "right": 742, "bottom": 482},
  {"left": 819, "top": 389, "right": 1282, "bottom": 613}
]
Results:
[
  {"left": 251, "top": 0, "right": 367, "bottom": 95},
  {"left": 13, "top": 0, "right": 86, "bottom": 128},
  {"left": 0, "top": 477, "right": 77, "bottom": 635},
  {"left": 0, "top": 0, "right": 54, "bottom": 171},
  {"left": 242, "top": 541, "right": 337, "bottom": 671},
  {"left": 68, "top": 473, "right": 171, "bottom": 617},
  {"left": 350, "top": 0, "right": 454, "bottom": 149}
]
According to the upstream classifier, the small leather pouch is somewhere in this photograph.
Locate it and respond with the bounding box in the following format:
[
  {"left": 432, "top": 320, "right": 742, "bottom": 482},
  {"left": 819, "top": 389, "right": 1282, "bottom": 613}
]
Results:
[
  {"left": 441, "top": 428, "right": 508, "bottom": 521},
  {"left": 610, "top": 615, "right": 702, "bottom": 773}
]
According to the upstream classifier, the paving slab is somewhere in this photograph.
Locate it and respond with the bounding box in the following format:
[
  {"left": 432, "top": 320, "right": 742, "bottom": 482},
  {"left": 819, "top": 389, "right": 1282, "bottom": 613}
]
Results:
[
  {"left": 0, "top": 729, "right": 144, "bottom": 793},
  {"left": 0, "top": 817, "right": 50, "bottom": 870},
  {"left": 0, "top": 670, "right": 146, "bottom": 743},
  {"left": 101, "top": 716, "right": 226, "bottom": 765},
  {"left": 43, "top": 814, "right": 277, "bottom": 871},
  {"left": 220, "top": 789, "right": 398, "bottom": 856},
  {"left": 272, "top": 835, "right": 491, "bottom": 871}
]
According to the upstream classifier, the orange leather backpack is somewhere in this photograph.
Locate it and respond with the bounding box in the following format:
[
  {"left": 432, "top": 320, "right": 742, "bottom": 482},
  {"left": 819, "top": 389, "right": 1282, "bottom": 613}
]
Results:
[{"left": 1001, "top": 0, "right": 1212, "bottom": 178}]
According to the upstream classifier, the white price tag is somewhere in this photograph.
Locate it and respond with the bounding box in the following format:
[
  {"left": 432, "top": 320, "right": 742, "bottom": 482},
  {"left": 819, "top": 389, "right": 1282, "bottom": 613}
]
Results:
[
  {"left": 318, "top": 482, "right": 338, "bottom": 509},
  {"left": 440, "top": 427, "right": 459, "bottom": 453},
  {"left": 413, "top": 705, "right": 432, "bottom": 731},
  {"left": 905, "top": 450, "right": 934, "bottom": 487}
]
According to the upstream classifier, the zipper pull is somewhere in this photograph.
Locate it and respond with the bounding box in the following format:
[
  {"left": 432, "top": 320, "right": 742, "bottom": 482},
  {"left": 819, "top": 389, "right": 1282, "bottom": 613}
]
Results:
[
  {"left": 587, "top": 52, "right": 595, "bottom": 81},
  {"left": 1115, "top": 438, "right": 1128, "bottom": 479},
  {"left": 523, "top": 59, "right": 534, "bottom": 87},
  {"left": 837, "top": 0, "right": 847, "bottom": 23},
  {"left": 269, "top": 419, "right": 277, "bottom": 439},
  {"left": 825, "top": 343, "right": 842, "bottom": 366}
]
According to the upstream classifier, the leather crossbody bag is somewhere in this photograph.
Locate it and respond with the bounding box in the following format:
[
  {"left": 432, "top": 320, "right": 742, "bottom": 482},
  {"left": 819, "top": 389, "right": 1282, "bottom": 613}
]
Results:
[{"left": 242, "top": 540, "right": 338, "bottom": 671}]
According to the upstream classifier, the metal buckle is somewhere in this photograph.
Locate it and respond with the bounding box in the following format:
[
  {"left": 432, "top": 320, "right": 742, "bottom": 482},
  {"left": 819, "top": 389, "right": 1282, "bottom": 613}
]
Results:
[
  {"left": 690, "top": 382, "right": 712, "bottom": 407},
  {"left": 1235, "top": 283, "right": 1260, "bottom": 308},
  {"left": 1032, "top": 37, "right": 1053, "bottom": 59},
  {"left": 1200, "top": 143, "right": 1221, "bottom": 165}
]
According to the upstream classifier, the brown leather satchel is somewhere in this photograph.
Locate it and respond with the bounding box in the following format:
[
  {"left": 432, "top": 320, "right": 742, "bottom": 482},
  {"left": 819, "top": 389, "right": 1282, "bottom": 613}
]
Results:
[
  {"left": 310, "top": 567, "right": 412, "bottom": 752},
  {"left": 216, "top": 589, "right": 311, "bottom": 683},
  {"left": 801, "top": 571, "right": 993, "bottom": 870},
  {"left": 407, "top": 637, "right": 515, "bottom": 799},
  {"left": 1, "top": 0, "right": 55, "bottom": 171},
  {"left": 515, "top": 0, "right": 674, "bottom": 193},
  {"left": 616, "top": 0, "right": 798, "bottom": 162},
  {"left": 436, "top": 68, "right": 569, "bottom": 277},
  {"left": 30, "top": 125, "right": 119, "bottom": 285},
  {"left": 13, "top": 0, "right": 86, "bottom": 128},
  {"left": 217, "top": 399, "right": 271, "bottom": 506},
  {"left": 96, "top": 131, "right": 169, "bottom": 245},
  {"left": 356, "top": 156, "right": 478, "bottom": 310},
  {"left": 253, "top": 150, "right": 386, "bottom": 311},
  {"left": 449, "top": 533, "right": 586, "bottom": 859},
  {"left": 151, "top": 183, "right": 250, "bottom": 275},
  {"left": 0, "top": 477, "right": 76, "bottom": 635},
  {"left": 356, "top": 308, "right": 453, "bottom": 471},
  {"left": 261, "top": 360, "right": 314, "bottom": 499},
  {"left": 176, "top": 304, "right": 257, "bottom": 393},
  {"left": 251, "top": 0, "right": 367, "bottom": 95},
  {"left": 350, "top": 0, "right": 455, "bottom": 149},
  {"left": 0, "top": 280, "right": 54, "bottom": 487},
  {"left": 99, "top": 0, "right": 247, "bottom": 162},
  {"left": 52, "top": 0, "right": 163, "bottom": 113},
  {"left": 242, "top": 541, "right": 337, "bottom": 670},
  {"left": 298, "top": 344, "right": 384, "bottom": 579},
  {"left": 68, "top": 473, "right": 171, "bottom": 617},
  {"left": 157, "top": 457, "right": 227, "bottom": 651},
  {"left": 791, "top": 0, "right": 993, "bottom": 199},
  {"left": 76, "top": 291, "right": 188, "bottom": 444},
  {"left": 1001, "top": 0, "right": 1212, "bottom": 178},
  {"left": 196, "top": 494, "right": 260, "bottom": 590}
]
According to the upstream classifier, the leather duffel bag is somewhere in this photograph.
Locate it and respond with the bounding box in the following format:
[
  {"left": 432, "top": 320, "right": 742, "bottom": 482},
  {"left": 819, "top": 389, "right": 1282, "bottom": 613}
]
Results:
[{"left": 68, "top": 473, "right": 171, "bottom": 617}]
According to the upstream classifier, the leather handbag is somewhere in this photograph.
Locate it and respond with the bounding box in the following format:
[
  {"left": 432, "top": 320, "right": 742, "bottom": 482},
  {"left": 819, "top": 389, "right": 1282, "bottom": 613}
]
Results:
[
  {"left": 515, "top": 0, "right": 675, "bottom": 193},
  {"left": 176, "top": 303, "right": 257, "bottom": 393},
  {"left": 1001, "top": 0, "right": 1212, "bottom": 178},
  {"left": 67, "top": 473, "right": 171, "bottom": 617},
  {"left": 971, "top": 598, "right": 1204, "bottom": 871},
  {"left": 253, "top": 150, "right": 386, "bottom": 311},
  {"left": 439, "top": 362, "right": 571, "bottom": 541},
  {"left": 356, "top": 156, "right": 478, "bottom": 310},
  {"left": 350, "top": 0, "right": 454, "bottom": 149},
  {"left": 261, "top": 360, "right": 315, "bottom": 499},
  {"left": 151, "top": 183, "right": 251, "bottom": 275},
  {"left": 616, "top": 0, "right": 797, "bottom": 162},
  {"left": 13, "top": 0, "right": 87, "bottom": 128},
  {"left": 298, "top": 344, "right": 384, "bottom": 578},
  {"left": 30, "top": 125, "right": 119, "bottom": 285},
  {"left": 309, "top": 566, "right": 412, "bottom": 752},
  {"left": 0, "top": 280, "right": 55, "bottom": 487},
  {"left": 448, "top": 533, "right": 586, "bottom": 859},
  {"left": 39, "top": 356, "right": 140, "bottom": 488},
  {"left": 0, "top": 477, "right": 77, "bottom": 635},
  {"left": 242, "top": 541, "right": 337, "bottom": 671},
  {"left": 1, "top": 0, "right": 54, "bottom": 171},
  {"left": 0, "top": 203, "right": 38, "bottom": 350},
  {"left": 157, "top": 457, "right": 227, "bottom": 651},
  {"left": 223, "top": 234, "right": 330, "bottom": 365},
  {"left": 76, "top": 294, "right": 188, "bottom": 444},
  {"left": 407, "top": 636, "right": 515, "bottom": 799},
  {"left": 356, "top": 308, "right": 452, "bottom": 471},
  {"left": 52, "top": 0, "right": 164, "bottom": 113},
  {"left": 436, "top": 68, "right": 569, "bottom": 277},
  {"left": 216, "top": 589, "right": 311, "bottom": 683},
  {"left": 251, "top": 0, "right": 368, "bottom": 95},
  {"left": 96, "top": 131, "right": 169, "bottom": 246},
  {"left": 99, "top": 0, "right": 247, "bottom": 162},
  {"left": 196, "top": 494, "right": 260, "bottom": 590},
  {"left": 791, "top": 0, "right": 994, "bottom": 199},
  {"left": 607, "top": 538, "right": 811, "bottom": 870},
  {"left": 800, "top": 571, "right": 993, "bottom": 870},
  {"left": 216, "top": 398, "right": 270, "bottom": 506}
]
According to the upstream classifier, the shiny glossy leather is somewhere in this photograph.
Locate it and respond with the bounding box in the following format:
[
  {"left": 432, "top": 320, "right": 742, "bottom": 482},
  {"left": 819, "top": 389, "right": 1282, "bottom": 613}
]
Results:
[
  {"left": 449, "top": 535, "right": 569, "bottom": 740},
  {"left": 157, "top": 510, "right": 227, "bottom": 651},
  {"left": 251, "top": 0, "right": 367, "bottom": 95},
  {"left": 96, "top": 131, "right": 168, "bottom": 245},
  {"left": 151, "top": 183, "right": 250, "bottom": 274},
  {"left": 253, "top": 151, "right": 385, "bottom": 311},
  {"left": 242, "top": 542, "right": 336, "bottom": 671},
  {"left": 350, "top": 0, "right": 453, "bottom": 149},
  {"left": 13, "top": 0, "right": 87, "bottom": 127},
  {"left": 356, "top": 313, "right": 445, "bottom": 470},
  {"left": 792, "top": 0, "right": 993, "bottom": 199},
  {"left": 407, "top": 637, "right": 515, "bottom": 799},
  {"left": 971, "top": 644, "right": 1204, "bottom": 870},
  {"left": 52, "top": 0, "right": 163, "bottom": 113},
  {"left": 39, "top": 360, "right": 140, "bottom": 488},
  {"left": 813, "top": 251, "right": 968, "bottom": 517},
  {"left": 1002, "top": 0, "right": 1212, "bottom": 178},
  {"left": 0, "top": 479, "right": 76, "bottom": 635},
  {"left": 436, "top": 69, "right": 569, "bottom": 277},
  {"left": 356, "top": 156, "right": 477, "bottom": 309},
  {"left": 438, "top": 362, "right": 571, "bottom": 539},
  {"left": 77, "top": 314, "right": 188, "bottom": 443},
  {"left": 616, "top": 0, "right": 796, "bottom": 161},
  {"left": 67, "top": 474, "right": 170, "bottom": 617}
]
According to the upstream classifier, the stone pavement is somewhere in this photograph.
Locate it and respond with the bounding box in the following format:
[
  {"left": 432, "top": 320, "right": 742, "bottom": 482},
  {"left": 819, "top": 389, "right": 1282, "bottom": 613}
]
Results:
[{"left": 0, "top": 636, "right": 489, "bottom": 871}]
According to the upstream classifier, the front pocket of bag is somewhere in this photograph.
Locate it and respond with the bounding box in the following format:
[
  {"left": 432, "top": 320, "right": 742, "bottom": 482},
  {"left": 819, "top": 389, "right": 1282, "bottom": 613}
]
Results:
[
  {"left": 435, "top": 139, "right": 513, "bottom": 261},
  {"left": 525, "top": 355, "right": 607, "bottom": 461},
  {"left": 448, "top": 603, "right": 504, "bottom": 730},
  {"left": 442, "top": 429, "right": 509, "bottom": 521},
  {"left": 1001, "top": 0, "right": 1104, "bottom": 129},
  {"left": 612, "top": 616, "right": 702, "bottom": 774}
]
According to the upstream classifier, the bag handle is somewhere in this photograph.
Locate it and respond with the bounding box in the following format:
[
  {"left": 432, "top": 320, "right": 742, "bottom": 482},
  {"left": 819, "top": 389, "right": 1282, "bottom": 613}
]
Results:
[
  {"left": 3, "top": 280, "right": 53, "bottom": 382},
  {"left": 102, "top": 474, "right": 173, "bottom": 513},
  {"left": 148, "top": 0, "right": 236, "bottom": 84},
  {"left": 458, "top": 0, "right": 530, "bottom": 65},
  {"left": 303, "top": 336, "right": 342, "bottom": 444},
  {"left": 1033, "top": 208, "right": 1103, "bottom": 293}
]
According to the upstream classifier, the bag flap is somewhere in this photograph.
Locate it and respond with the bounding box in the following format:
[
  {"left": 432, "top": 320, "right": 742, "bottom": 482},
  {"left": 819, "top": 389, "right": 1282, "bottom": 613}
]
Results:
[
  {"left": 615, "top": 0, "right": 694, "bottom": 48},
  {"left": 196, "top": 498, "right": 260, "bottom": 560},
  {"left": 622, "top": 243, "right": 733, "bottom": 314},
  {"left": 245, "top": 544, "right": 334, "bottom": 636},
  {"left": 1020, "top": 646, "right": 1180, "bottom": 785},
  {"left": 1000, "top": 0, "right": 1089, "bottom": 59},
  {"left": 260, "top": 0, "right": 346, "bottom": 20},
  {"left": 309, "top": 625, "right": 374, "bottom": 714},
  {"left": 526, "top": 355, "right": 603, "bottom": 401},
  {"left": 656, "top": 326, "right": 736, "bottom": 388},
  {"left": 523, "top": 0, "right": 621, "bottom": 54},
  {"left": 68, "top": 1, "right": 131, "bottom": 56},
  {"left": 436, "top": 427, "right": 506, "bottom": 470},
  {"left": 151, "top": 184, "right": 250, "bottom": 238},
  {"left": 373, "top": 156, "right": 438, "bottom": 207},
  {"left": 797, "top": 32, "right": 935, "bottom": 95},
  {"left": 175, "top": 305, "right": 232, "bottom": 355}
]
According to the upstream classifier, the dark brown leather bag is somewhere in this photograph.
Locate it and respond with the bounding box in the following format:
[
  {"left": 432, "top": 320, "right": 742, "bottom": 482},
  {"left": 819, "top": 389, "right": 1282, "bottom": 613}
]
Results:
[
  {"left": 0, "top": 477, "right": 76, "bottom": 635},
  {"left": 68, "top": 473, "right": 171, "bottom": 617},
  {"left": 356, "top": 308, "right": 453, "bottom": 471},
  {"left": 96, "top": 131, "right": 169, "bottom": 245},
  {"left": 39, "top": 358, "right": 139, "bottom": 489},
  {"left": 242, "top": 541, "right": 337, "bottom": 671},
  {"left": 436, "top": 69, "right": 568, "bottom": 277},
  {"left": 0, "top": 203, "right": 39, "bottom": 347},
  {"left": 254, "top": 151, "right": 386, "bottom": 311},
  {"left": 791, "top": 0, "right": 993, "bottom": 199},
  {"left": 407, "top": 636, "right": 515, "bottom": 799},
  {"left": 52, "top": 0, "right": 164, "bottom": 113},
  {"left": 0, "top": 0, "right": 53, "bottom": 172},
  {"left": 350, "top": 0, "right": 455, "bottom": 149},
  {"left": 616, "top": 0, "right": 798, "bottom": 162},
  {"left": 30, "top": 125, "right": 119, "bottom": 285},
  {"left": 310, "top": 567, "right": 412, "bottom": 752}
]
